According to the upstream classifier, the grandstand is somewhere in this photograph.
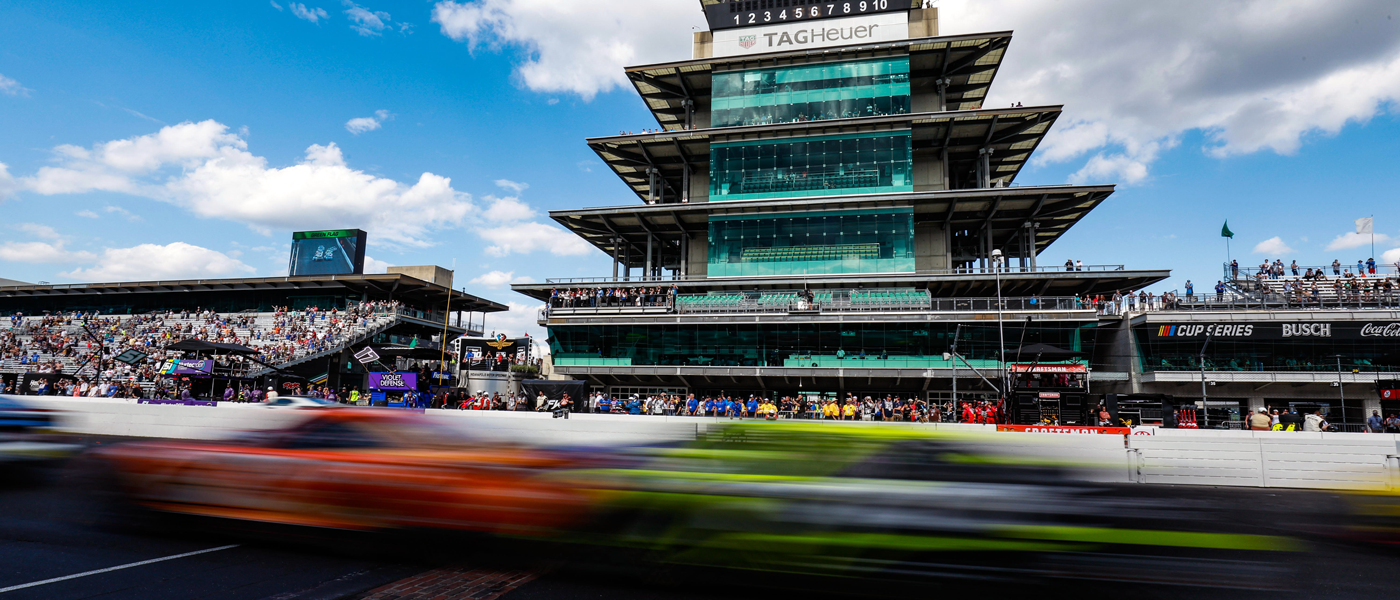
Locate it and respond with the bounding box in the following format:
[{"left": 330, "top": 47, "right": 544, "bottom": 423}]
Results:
[{"left": 0, "top": 272, "right": 508, "bottom": 394}]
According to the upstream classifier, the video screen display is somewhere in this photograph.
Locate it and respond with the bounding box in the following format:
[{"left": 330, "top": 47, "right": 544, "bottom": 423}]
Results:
[{"left": 289, "top": 229, "right": 367, "bottom": 276}]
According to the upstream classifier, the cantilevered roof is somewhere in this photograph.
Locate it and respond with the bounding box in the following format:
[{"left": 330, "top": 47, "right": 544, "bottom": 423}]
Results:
[
  {"left": 590, "top": 105, "right": 1059, "bottom": 204},
  {"left": 548, "top": 184, "right": 1113, "bottom": 273},
  {"left": 0, "top": 273, "right": 509, "bottom": 313},
  {"left": 629, "top": 30, "right": 1011, "bottom": 131}
]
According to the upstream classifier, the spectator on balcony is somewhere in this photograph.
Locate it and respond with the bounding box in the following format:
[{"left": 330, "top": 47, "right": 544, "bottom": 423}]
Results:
[
  {"left": 1184, "top": 280, "right": 1194, "bottom": 299},
  {"left": 1332, "top": 259, "right": 1342, "bottom": 276},
  {"left": 1367, "top": 410, "right": 1384, "bottom": 433},
  {"left": 1064, "top": 259, "right": 1074, "bottom": 272},
  {"left": 1367, "top": 257, "right": 1376, "bottom": 275},
  {"left": 1290, "top": 261, "right": 1299, "bottom": 276},
  {"left": 1230, "top": 260, "right": 1239, "bottom": 279}
]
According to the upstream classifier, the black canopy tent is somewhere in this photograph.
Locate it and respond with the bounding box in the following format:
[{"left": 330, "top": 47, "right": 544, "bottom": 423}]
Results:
[{"left": 164, "top": 339, "right": 263, "bottom": 401}]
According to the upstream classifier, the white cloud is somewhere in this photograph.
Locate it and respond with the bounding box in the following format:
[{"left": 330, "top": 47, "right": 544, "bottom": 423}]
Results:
[
  {"left": 483, "top": 300, "right": 547, "bottom": 342},
  {"left": 363, "top": 255, "right": 391, "bottom": 274},
  {"left": 0, "top": 163, "right": 16, "bottom": 198},
  {"left": 478, "top": 221, "right": 592, "bottom": 257},
  {"left": 290, "top": 3, "right": 328, "bottom": 23},
  {"left": 0, "top": 241, "right": 95, "bottom": 264},
  {"left": 1253, "top": 236, "right": 1296, "bottom": 256},
  {"left": 468, "top": 270, "right": 534, "bottom": 289},
  {"left": 494, "top": 178, "right": 528, "bottom": 193},
  {"left": 76, "top": 210, "right": 100, "bottom": 219},
  {"left": 344, "top": 2, "right": 392, "bottom": 36},
  {"left": 1325, "top": 231, "right": 1392, "bottom": 251},
  {"left": 104, "top": 205, "right": 142, "bottom": 221},
  {"left": 481, "top": 195, "right": 535, "bottom": 222},
  {"left": 62, "top": 242, "right": 255, "bottom": 281},
  {"left": 14, "top": 223, "right": 61, "bottom": 240},
  {"left": 936, "top": 0, "right": 1400, "bottom": 181},
  {"left": 18, "top": 120, "right": 474, "bottom": 247},
  {"left": 0, "top": 73, "right": 30, "bottom": 97},
  {"left": 270, "top": 1, "right": 283, "bottom": 11},
  {"left": 345, "top": 109, "right": 391, "bottom": 135},
  {"left": 1382, "top": 247, "right": 1400, "bottom": 266},
  {"left": 431, "top": 0, "right": 703, "bottom": 100}
]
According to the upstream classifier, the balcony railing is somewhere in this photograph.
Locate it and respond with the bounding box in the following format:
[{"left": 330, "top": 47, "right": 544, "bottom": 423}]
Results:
[
  {"left": 539, "top": 292, "right": 1094, "bottom": 320},
  {"left": 541, "top": 264, "right": 1128, "bottom": 285}
]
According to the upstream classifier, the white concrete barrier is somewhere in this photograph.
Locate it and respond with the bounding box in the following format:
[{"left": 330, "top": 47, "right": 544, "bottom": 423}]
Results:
[{"left": 9, "top": 395, "right": 1399, "bottom": 491}]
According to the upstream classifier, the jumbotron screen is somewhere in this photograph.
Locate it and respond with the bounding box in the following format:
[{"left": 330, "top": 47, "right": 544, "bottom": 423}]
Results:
[{"left": 288, "top": 229, "right": 367, "bottom": 276}]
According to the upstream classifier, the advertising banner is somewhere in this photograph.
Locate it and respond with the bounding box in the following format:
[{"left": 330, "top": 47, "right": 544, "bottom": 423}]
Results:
[
  {"left": 1009, "top": 364, "right": 1088, "bottom": 373},
  {"left": 996, "top": 424, "right": 1132, "bottom": 435},
  {"left": 368, "top": 372, "right": 418, "bottom": 391},
  {"left": 159, "top": 359, "right": 214, "bottom": 377},
  {"left": 712, "top": 12, "right": 909, "bottom": 58}
]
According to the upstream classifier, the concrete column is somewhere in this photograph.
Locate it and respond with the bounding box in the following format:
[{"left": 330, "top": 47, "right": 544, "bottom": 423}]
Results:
[
  {"left": 612, "top": 237, "right": 620, "bottom": 281},
  {"left": 646, "top": 235, "right": 654, "bottom": 282},
  {"left": 1028, "top": 222, "right": 1038, "bottom": 270}
]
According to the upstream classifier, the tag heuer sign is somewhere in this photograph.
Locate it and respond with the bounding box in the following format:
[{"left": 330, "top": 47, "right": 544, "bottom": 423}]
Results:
[
  {"left": 353, "top": 347, "right": 380, "bottom": 364},
  {"left": 739, "top": 35, "right": 756, "bottom": 49}
]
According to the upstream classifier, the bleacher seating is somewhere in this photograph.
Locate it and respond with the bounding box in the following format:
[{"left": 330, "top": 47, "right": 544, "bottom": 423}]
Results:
[
  {"left": 739, "top": 243, "right": 880, "bottom": 263},
  {"left": 1, "top": 308, "right": 399, "bottom": 382}
]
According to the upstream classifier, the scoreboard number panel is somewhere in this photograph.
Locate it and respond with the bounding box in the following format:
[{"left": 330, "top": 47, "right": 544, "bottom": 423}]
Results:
[{"left": 706, "top": 1, "right": 906, "bottom": 31}]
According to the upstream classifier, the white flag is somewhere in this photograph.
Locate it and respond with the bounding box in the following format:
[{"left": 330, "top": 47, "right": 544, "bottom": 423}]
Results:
[{"left": 1356, "top": 217, "right": 1374, "bottom": 235}]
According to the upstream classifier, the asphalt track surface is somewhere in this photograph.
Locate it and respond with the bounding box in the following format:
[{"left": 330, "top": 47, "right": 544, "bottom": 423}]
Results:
[{"left": 2, "top": 438, "right": 1397, "bottom": 600}]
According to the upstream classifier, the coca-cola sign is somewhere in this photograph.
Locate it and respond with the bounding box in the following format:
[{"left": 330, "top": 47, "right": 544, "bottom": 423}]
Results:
[{"left": 1361, "top": 323, "right": 1400, "bottom": 337}]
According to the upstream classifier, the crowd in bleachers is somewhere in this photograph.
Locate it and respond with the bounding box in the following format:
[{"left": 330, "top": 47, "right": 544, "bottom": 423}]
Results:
[{"left": 1, "top": 301, "right": 404, "bottom": 387}]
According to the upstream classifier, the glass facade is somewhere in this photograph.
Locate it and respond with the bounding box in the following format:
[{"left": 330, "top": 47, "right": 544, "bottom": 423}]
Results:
[
  {"left": 707, "top": 208, "right": 915, "bottom": 277},
  {"left": 549, "top": 322, "right": 1092, "bottom": 369},
  {"left": 710, "top": 131, "right": 913, "bottom": 201},
  {"left": 711, "top": 58, "right": 911, "bottom": 128}
]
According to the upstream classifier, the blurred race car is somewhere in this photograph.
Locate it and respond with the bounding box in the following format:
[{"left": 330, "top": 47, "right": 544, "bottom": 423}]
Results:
[
  {"left": 554, "top": 422, "right": 1306, "bottom": 592},
  {"left": 0, "top": 396, "right": 81, "bottom": 467},
  {"left": 84, "top": 409, "right": 590, "bottom": 535},
  {"left": 260, "top": 395, "right": 340, "bottom": 409}
]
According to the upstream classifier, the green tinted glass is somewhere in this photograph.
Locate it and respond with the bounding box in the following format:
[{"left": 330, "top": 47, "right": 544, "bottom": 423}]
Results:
[
  {"left": 709, "top": 131, "right": 913, "bottom": 201},
  {"left": 707, "top": 208, "right": 914, "bottom": 277},
  {"left": 712, "top": 57, "right": 911, "bottom": 127}
]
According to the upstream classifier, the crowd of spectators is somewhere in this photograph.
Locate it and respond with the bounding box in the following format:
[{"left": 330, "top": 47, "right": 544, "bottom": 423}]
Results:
[
  {"left": 2, "top": 301, "right": 404, "bottom": 388},
  {"left": 429, "top": 389, "right": 1012, "bottom": 424},
  {"left": 549, "top": 286, "right": 678, "bottom": 309}
]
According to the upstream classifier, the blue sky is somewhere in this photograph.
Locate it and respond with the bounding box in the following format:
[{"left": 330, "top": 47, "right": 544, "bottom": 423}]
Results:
[{"left": 1, "top": 1, "right": 1397, "bottom": 336}]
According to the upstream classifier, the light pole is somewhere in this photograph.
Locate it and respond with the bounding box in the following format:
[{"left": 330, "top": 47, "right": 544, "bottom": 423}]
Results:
[
  {"left": 1337, "top": 355, "right": 1346, "bottom": 429},
  {"left": 992, "top": 249, "right": 1008, "bottom": 402},
  {"left": 1199, "top": 335, "right": 1211, "bottom": 428}
]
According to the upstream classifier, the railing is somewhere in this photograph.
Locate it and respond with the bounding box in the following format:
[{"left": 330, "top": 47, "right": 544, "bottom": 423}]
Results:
[
  {"left": 1226, "top": 262, "right": 1400, "bottom": 280},
  {"left": 1164, "top": 292, "right": 1400, "bottom": 311},
  {"left": 541, "top": 265, "right": 1129, "bottom": 285},
  {"left": 540, "top": 294, "right": 1095, "bottom": 318}
]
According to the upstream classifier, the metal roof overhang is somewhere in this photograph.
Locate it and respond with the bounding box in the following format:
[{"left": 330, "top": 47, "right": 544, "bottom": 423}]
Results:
[
  {"left": 628, "top": 30, "right": 1012, "bottom": 130},
  {"left": 512, "top": 269, "right": 1171, "bottom": 302},
  {"left": 589, "top": 105, "right": 1059, "bottom": 204},
  {"left": 0, "top": 274, "right": 510, "bottom": 313},
  {"left": 547, "top": 184, "right": 1113, "bottom": 272}
]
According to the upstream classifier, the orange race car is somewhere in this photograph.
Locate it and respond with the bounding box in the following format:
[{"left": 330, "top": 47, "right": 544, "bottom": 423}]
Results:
[{"left": 84, "top": 409, "right": 592, "bottom": 536}]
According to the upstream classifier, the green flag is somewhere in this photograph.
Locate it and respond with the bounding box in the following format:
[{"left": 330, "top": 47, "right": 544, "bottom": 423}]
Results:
[
  {"left": 1221, "top": 221, "right": 1234, "bottom": 239},
  {"left": 408, "top": 338, "right": 418, "bottom": 348}
]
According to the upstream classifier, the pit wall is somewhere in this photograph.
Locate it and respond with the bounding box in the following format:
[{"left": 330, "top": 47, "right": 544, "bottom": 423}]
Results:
[{"left": 11, "top": 395, "right": 1399, "bottom": 492}]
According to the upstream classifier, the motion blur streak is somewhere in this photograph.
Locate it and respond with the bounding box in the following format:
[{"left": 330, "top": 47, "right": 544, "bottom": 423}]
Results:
[{"left": 79, "top": 411, "right": 1396, "bottom": 595}]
